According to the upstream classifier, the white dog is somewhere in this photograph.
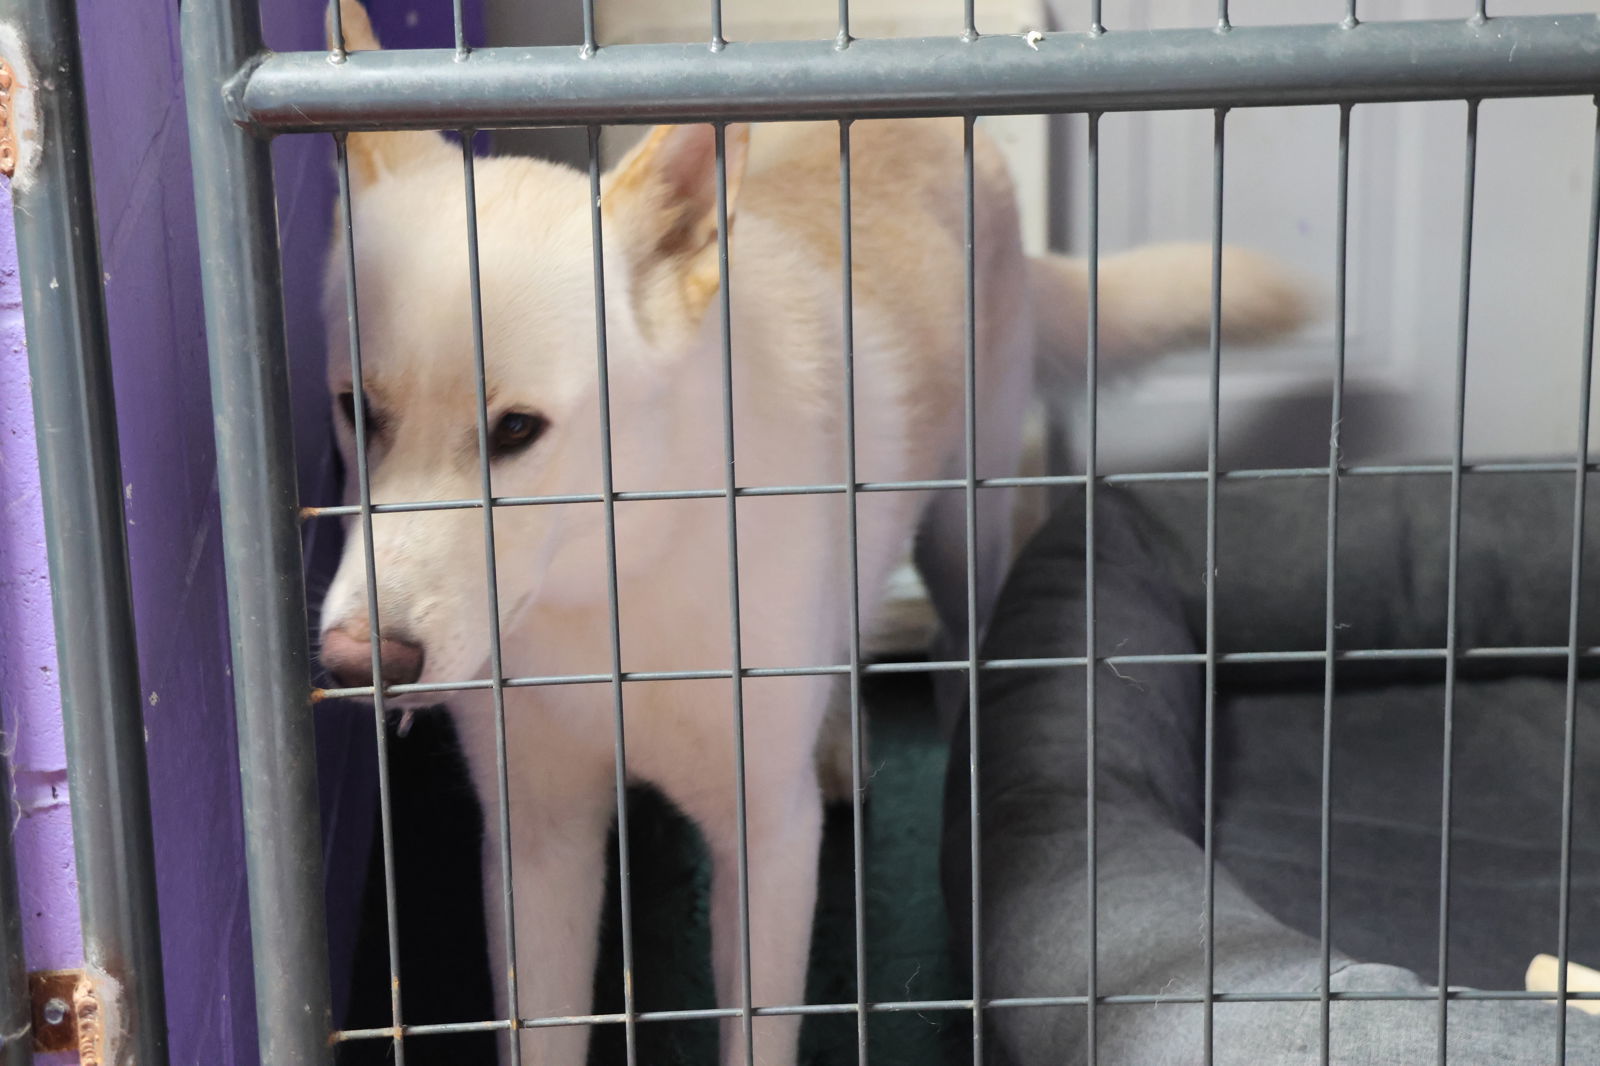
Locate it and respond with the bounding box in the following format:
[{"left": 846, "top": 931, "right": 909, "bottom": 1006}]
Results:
[{"left": 315, "top": 4, "right": 1306, "bottom": 1062}]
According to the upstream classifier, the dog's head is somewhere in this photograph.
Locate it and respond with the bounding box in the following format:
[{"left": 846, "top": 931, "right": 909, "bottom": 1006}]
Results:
[{"left": 315, "top": 41, "right": 750, "bottom": 698}]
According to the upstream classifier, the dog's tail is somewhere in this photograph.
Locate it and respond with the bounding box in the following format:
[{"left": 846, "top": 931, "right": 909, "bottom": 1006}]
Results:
[{"left": 1029, "top": 242, "right": 1313, "bottom": 375}]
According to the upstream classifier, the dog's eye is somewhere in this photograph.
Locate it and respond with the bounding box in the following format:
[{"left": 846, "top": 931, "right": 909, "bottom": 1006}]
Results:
[
  {"left": 490, "top": 411, "right": 549, "bottom": 458},
  {"left": 336, "top": 389, "right": 384, "bottom": 441}
]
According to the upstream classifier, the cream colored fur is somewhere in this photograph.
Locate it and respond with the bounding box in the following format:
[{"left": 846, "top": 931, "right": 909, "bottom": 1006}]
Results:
[{"left": 317, "top": 4, "right": 1309, "bottom": 1063}]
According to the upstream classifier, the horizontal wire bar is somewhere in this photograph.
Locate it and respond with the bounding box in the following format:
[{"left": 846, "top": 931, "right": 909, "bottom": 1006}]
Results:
[
  {"left": 300, "top": 460, "right": 1600, "bottom": 519},
  {"left": 312, "top": 645, "right": 1600, "bottom": 701},
  {"left": 238, "top": 17, "right": 1600, "bottom": 131},
  {"left": 331, "top": 987, "right": 1600, "bottom": 1040}
]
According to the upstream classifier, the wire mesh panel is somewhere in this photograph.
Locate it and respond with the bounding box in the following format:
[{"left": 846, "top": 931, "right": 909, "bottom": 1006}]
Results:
[{"left": 173, "top": 3, "right": 1600, "bottom": 1065}]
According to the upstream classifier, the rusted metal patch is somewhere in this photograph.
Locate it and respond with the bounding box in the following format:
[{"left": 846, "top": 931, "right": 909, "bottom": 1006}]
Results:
[
  {"left": 0, "top": 23, "right": 40, "bottom": 191},
  {"left": 0, "top": 58, "right": 15, "bottom": 178},
  {"left": 28, "top": 969, "right": 78, "bottom": 1053},
  {"left": 73, "top": 969, "right": 105, "bottom": 1065}
]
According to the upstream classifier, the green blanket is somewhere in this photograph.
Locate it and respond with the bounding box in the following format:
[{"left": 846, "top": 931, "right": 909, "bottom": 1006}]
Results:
[{"left": 340, "top": 674, "right": 963, "bottom": 1066}]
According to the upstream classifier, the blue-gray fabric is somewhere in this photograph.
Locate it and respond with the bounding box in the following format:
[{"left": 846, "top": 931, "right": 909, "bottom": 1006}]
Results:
[{"left": 942, "top": 475, "right": 1600, "bottom": 1063}]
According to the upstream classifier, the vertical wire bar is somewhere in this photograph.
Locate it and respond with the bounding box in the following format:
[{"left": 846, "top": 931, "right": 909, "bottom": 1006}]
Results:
[
  {"left": 1217, "top": 0, "right": 1230, "bottom": 29},
  {"left": 583, "top": 0, "right": 598, "bottom": 55},
  {"left": 1202, "top": 106, "right": 1228, "bottom": 1066},
  {"left": 838, "top": 0, "right": 851, "bottom": 46},
  {"left": 1436, "top": 98, "right": 1479, "bottom": 1066},
  {"left": 1084, "top": 110, "right": 1102, "bottom": 1066},
  {"left": 1344, "top": 0, "right": 1359, "bottom": 26},
  {"left": 712, "top": 0, "right": 726, "bottom": 50},
  {"left": 964, "top": 0, "right": 977, "bottom": 39},
  {"left": 838, "top": 119, "right": 870, "bottom": 1066},
  {"left": 963, "top": 113, "right": 984, "bottom": 1066},
  {"left": 1319, "top": 103, "right": 1353, "bottom": 1066},
  {"left": 181, "top": 1, "right": 334, "bottom": 1059},
  {"left": 460, "top": 135, "right": 524, "bottom": 1066},
  {"left": 1090, "top": 0, "right": 1104, "bottom": 33},
  {"left": 713, "top": 122, "right": 756, "bottom": 1066},
  {"left": 334, "top": 134, "right": 406, "bottom": 1066},
  {"left": 1554, "top": 100, "right": 1600, "bottom": 1063},
  {"left": 453, "top": 0, "right": 468, "bottom": 56},
  {"left": 1474, "top": 0, "right": 1488, "bottom": 23},
  {"left": 327, "top": 0, "right": 346, "bottom": 56},
  {"left": 2, "top": 0, "right": 169, "bottom": 1058},
  {"left": 587, "top": 123, "right": 641, "bottom": 1065}
]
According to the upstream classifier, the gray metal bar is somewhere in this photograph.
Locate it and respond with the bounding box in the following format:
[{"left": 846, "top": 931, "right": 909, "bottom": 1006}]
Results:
[
  {"left": 237, "top": 17, "right": 1600, "bottom": 132},
  {"left": 330, "top": 983, "right": 1600, "bottom": 1039},
  {"left": 331, "top": 984, "right": 1600, "bottom": 1040},
  {"left": 326, "top": 0, "right": 345, "bottom": 56},
  {"left": 459, "top": 134, "right": 524, "bottom": 1066},
  {"left": 1555, "top": 99, "right": 1600, "bottom": 1060},
  {"left": 1201, "top": 107, "right": 1228, "bottom": 1066},
  {"left": 838, "top": 118, "right": 870, "bottom": 1066},
  {"left": 962, "top": 114, "right": 983, "bottom": 1066},
  {"left": 1319, "top": 103, "right": 1353, "bottom": 1066},
  {"left": 586, "top": 121, "right": 639, "bottom": 1066},
  {"left": 1083, "top": 108, "right": 1101, "bottom": 1066},
  {"left": 307, "top": 640, "right": 1600, "bottom": 703},
  {"left": 2, "top": 0, "right": 169, "bottom": 1058},
  {"left": 333, "top": 132, "right": 408, "bottom": 1066},
  {"left": 0, "top": 721, "right": 31, "bottom": 1066},
  {"left": 1436, "top": 98, "right": 1480, "bottom": 1066},
  {"left": 713, "top": 123, "right": 756, "bottom": 1066},
  {"left": 180, "top": 1, "right": 334, "bottom": 1063},
  {"left": 300, "top": 458, "right": 1600, "bottom": 518}
]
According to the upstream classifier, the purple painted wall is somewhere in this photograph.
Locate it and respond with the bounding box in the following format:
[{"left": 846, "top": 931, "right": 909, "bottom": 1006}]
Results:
[
  {"left": 0, "top": 180, "right": 81, "bottom": 1066},
  {"left": 0, "top": 2, "right": 479, "bottom": 1064}
]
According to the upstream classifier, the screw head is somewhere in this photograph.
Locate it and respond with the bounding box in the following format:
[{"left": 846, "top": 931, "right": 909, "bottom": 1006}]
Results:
[{"left": 41, "top": 997, "right": 68, "bottom": 1026}]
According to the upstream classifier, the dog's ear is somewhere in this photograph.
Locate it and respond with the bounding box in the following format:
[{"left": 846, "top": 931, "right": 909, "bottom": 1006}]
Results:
[
  {"left": 601, "top": 124, "right": 752, "bottom": 346},
  {"left": 326, "top": 0, "right": 454, "bottom": 191}
]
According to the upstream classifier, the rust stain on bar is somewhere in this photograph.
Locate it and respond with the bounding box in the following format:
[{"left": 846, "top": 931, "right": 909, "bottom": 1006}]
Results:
[
  {"left": 28, "top": 969, "right": 77, "bottom": 1052},
  {"left": 0, "top": 58, "right": 18, "bottom": 178}
]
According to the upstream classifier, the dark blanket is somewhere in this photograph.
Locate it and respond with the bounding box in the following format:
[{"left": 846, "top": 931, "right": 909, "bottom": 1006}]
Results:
[{"left": 944, "top": 474, "right": 1600, "bottom": 1064}]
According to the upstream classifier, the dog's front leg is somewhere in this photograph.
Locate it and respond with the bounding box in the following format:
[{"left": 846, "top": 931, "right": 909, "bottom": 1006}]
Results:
[
  {"left": 683, "top": 752, "right": 823, "bottom": 1066},
  {"left": 455, "top": 706, "right": 614, "bottom": 1066}
]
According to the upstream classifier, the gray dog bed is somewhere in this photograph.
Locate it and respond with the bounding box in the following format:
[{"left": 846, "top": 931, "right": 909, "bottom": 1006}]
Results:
[{"left": 943, "top": 473, "right": 1600, "bottom": 1064}]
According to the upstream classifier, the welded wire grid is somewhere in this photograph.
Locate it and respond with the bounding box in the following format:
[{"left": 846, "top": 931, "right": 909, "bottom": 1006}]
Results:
[{"left": 305, "top": 2, "right": 1600, "bottom": 1062}]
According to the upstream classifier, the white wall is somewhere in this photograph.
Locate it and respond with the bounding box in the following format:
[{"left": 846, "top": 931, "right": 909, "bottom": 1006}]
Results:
[{"left": 1051, "top": 0, "right": 1600, "bottom": 472}]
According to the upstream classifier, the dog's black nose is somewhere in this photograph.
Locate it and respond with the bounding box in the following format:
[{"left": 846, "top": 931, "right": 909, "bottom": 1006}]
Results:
[{"left": 322, "top": 627, "right": 426, "bottom": 690}]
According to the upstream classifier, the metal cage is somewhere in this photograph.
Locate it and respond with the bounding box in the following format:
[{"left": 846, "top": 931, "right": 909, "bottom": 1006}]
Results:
[{"left": 6, "top": 0, "right": 1600, "bottom": 1064}]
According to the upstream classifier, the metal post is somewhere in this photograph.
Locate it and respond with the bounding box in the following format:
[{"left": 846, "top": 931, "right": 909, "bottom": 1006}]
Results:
[
  {"left": 0, "top": 0, "right": 169, "bottom": 1060},
  {"left": 0, "top": 719, "right": 31, "bottom": 1066},
  {"left": 179, "top": 2, "right": 334, "bottom": 1063}
]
